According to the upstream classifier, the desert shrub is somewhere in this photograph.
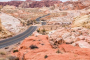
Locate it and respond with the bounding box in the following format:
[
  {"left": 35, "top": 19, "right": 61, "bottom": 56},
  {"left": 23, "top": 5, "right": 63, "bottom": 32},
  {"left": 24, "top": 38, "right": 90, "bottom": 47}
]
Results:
[
  {"left": 13, "top": 50, "right": 18, "bottom": 53},
  {"left": 29, "top": 45, "right": 38, "bottom": 49},
  {"left": 5, "top": 47, "right": 9, "bottom": 49},
  {"left": 8, "top": 56, "right": 19, "bottom": 60},
  {"left": 37, "top": 29, "right": 40, "bottom": 32},
  {"left": 56, "top": 49, "right": 62, "bottom": 54},
  {"left": 44, "top": 55, "right": 48, "bottom": 59},
  {"left": 42, "top": 28, "right": 46, "bottom": 33},
  {"left": 0, "top": 52, "right": 6, "bottom": 55}
]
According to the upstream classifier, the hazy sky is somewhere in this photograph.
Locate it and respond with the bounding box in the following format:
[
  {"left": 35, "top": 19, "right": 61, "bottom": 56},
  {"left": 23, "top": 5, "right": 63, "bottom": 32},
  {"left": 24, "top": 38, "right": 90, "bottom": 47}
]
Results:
[{"left": 0, "top": 0, "right": 68, "bottom": 2}]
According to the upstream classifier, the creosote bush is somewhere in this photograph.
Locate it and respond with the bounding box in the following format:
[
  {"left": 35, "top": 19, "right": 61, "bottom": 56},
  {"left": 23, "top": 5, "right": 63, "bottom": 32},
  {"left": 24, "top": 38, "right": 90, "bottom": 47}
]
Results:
[
  {"left": 37, "top": 29, "right": 40, "bottom": 33},
  {"left": 29, "top": 45, "right": 38, "bottom": 49},
  {"left": 44, "top": 55, "right": 48, "bottom": 59},
  {"left": 42, "top": 28, "right": 46, "bottom": 33},
  {"left": 13, "top": 50, "right": 18, "bottom": 53},
  {"left": 56, "top": 49, "right": 62, "bottom": 54}
]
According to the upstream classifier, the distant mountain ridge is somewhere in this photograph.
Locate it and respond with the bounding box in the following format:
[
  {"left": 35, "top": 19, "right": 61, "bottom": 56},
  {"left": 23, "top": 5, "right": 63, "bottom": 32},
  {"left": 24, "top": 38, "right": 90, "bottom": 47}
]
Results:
[{"left": 0, "top": 0, "right": 90, "bottom": 9}]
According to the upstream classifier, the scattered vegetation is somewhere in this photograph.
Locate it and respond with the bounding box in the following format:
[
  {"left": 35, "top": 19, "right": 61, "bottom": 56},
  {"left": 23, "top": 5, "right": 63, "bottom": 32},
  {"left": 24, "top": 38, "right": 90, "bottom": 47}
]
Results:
[
  {"left": 1, "top": 7, "right": 47, "bottom": 26},
  {"left": 13, "top": 50, "right": 18, "bottom": 53},
  {"left": 8, "top": 56, "right": 19, "bottom": 60},
  {"left": 42, "top": 28, "right": 46, "bottom": 33},
  {"left": 5, "top": 47, "right": 9, "bottom": 49},
  {"left": 44, "top": 55, "right": 48, "bottom": 59},
  {"left": 29, "top": 45, "right": 38, "bottom": 49},
  {"left": 0, "top": 52, "right": 6, "bottom": 55},
  {"left": 37, "top": 28, "right": 47, "bottom": 35},
  {"left": 56, "top": 49, "right": 62, "bottom": 54},
  {"left": 37, "top": 29, "right": 40, "bottom": 33},
  {"left": 42, "top": 28, "right": 46, "bottom": 35}
]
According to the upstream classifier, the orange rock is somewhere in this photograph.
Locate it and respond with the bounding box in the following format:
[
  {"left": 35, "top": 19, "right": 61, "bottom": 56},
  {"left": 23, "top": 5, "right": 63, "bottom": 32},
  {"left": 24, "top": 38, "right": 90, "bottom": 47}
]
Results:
[{"left": 12, "top": 35, "right": 90, "bottom": 60}]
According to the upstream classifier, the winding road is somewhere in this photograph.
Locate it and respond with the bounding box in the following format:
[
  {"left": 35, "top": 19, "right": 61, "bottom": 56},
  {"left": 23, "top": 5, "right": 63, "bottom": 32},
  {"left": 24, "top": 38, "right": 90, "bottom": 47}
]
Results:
[{"left": 0, "top": 14, "right": 50, "bottom": 49}]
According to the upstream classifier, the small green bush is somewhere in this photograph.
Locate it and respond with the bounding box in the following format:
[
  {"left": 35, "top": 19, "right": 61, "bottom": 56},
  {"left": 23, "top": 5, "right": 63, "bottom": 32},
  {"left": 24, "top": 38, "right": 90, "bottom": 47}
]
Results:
[
  {"left": 44, "top": 55, "right": 48, "bottom": 59},
  {"left": 29, "top": 45, "right": 38, "bottom": 49},
  {"left": 37, "top": 29, "right": 40, "bottom": 32},
  {"left": 13, "top": 50, "right": 18, "bottom": 53}
]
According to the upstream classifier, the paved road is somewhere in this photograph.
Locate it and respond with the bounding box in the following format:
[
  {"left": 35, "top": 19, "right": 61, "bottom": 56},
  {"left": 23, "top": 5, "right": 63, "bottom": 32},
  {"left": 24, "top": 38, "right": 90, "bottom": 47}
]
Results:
[
  {"left": 0, "top": 26, "right": 37, "bottom": 48},
  {"left": 36, "top": 13, "right": 50, "bottom": 22},
  {"left": 0, "top": 14, "right": 50, "bottom": 49},
  {"left": 41, "top": 22, "right": 46, "bottom": 25},
  {"left": 36, "top": 14, "right": 50, "bottom": 25}
]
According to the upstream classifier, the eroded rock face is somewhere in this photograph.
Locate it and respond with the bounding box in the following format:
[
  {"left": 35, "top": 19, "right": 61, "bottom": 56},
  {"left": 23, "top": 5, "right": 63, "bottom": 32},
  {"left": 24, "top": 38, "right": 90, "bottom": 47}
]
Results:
[
  {"left": 0, "top": 0, "right": 89, "bottom": 10},
  {"left": 0, "top": 13, "right": 24, "bottom": 34},
  {"left": 0, "top": 18, "right": 2, "bottom": 31},
  {"left": 0, "top": 1, "right": 23, "bottom": 7},
  {"left": 72, "top": 40, "right": 90, "bottom": 48},
  {"left": 0, "top": 18, "right": 13, "bottom": 39},
  {"left": 79, "top": 0, "right": 90, "bottom": 6},
  {"left": 12, "top": 35, "right": 90, "bottom": 60},
  {"left": 48, "top": 27, "right": 90, "bottom": 48},
  {"left": 19, "top": 1, "right": 62, "bottom": 8},
  {"left": 72, "top": 14, "right": 90, "bottom": 28},
  {"left": 59, "top": 1, "right": 87, "bottom": 10}
]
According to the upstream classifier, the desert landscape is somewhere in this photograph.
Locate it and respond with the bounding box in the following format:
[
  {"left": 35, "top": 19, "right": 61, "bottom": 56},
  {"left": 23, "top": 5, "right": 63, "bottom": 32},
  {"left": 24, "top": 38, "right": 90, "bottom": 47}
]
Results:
[{"left": 0, "top": 0, "right": 90, "bottom": 60}]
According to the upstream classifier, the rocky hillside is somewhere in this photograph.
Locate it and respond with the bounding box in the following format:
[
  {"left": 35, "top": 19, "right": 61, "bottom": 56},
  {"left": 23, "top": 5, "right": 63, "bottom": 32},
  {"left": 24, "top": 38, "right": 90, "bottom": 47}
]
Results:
[
  {"left": 0, "top": 0, "right": 90, "bottom": 10},
  {"left": 19, "top": 1, "right": 62, "bottom": 8},
  {"left": 0, "top": 18, "right": 12, "bottom": 39},
  {"left": 72, "top": 14, "right": 90, "bottom": 28},
  {"left": 49, "top": 27, "right": 90, "bottom": 48},
  {"left": 0, "top": 1, "right": 23, "bottom": 7},
  {"left": 12, "top": 35, "right": 90, "bottom": 60},
  {"left": 0, "top": 13, "right": 25, "bottom": 35}
]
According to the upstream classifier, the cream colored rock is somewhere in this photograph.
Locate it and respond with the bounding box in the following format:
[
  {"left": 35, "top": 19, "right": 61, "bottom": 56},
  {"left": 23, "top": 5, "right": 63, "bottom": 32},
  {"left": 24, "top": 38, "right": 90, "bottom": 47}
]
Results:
[
  {"left": 0, "top": 18, "right": 2, "bottom": 31},
  {"left": 0, "top": 13, "right": 24, "bottom": 34},
  {"left": 49, "top": 27, "right": 90, "bottom": 48},
  {"left": 72, "top": 40, "right": 90, "bottom": 48},
  {"left": 0, "top": 18, "right": 13, "bottom": 39},
  {"left": 32, "top": 31, "right": 42, "bottom": 37},
  {"left": 72, "top": 14, "right": 90, "bottom": 28}
]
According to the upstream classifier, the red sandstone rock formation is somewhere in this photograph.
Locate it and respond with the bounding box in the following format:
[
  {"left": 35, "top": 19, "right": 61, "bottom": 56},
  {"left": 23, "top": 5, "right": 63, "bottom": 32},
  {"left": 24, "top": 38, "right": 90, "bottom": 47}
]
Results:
[
  {"left": 59, "top": 1, "right": 88, "bottom": 10},
  {"left": 19, "top": 1, "right": 62, "bottom": 8},
  {"left": 0, "top": 1, "right": 23, "bottom": 7},
  {"left": 49, "top": 27, "right": 90, "bottom": 48},
  {"left": 12, "top": 35, "right": 90, "bottom": 60},
  {"left": 0, "top": 0, "right": 89, "bottom": 9},
  {"left": 41, "top": 0, "right": 60, "bottom": 1}
]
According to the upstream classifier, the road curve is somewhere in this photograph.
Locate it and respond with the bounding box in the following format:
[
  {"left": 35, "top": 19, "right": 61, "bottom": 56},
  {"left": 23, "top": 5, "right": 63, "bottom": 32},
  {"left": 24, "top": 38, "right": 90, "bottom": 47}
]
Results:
[
  {"left": 0, "top": 14, "right": 50, "bottom": 49},
  {"left": 0, "top": 26, "right": 37, "bottom": 48}
]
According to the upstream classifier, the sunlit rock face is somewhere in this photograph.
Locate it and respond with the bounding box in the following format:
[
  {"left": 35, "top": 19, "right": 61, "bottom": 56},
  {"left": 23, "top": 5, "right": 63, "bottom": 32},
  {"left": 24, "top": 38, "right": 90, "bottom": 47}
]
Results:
[
  {"left": 12, "top": 35, "right": 90, "bottom": 60},
  {"left": 0, "top": 1, "right": 23, "bottom": 7},
  {"left": 0, "top": 13, "right": 24, "bottom": 34},
  {"left": 72, "top": 14, "right": 90, "bottom": 28},
  {"left": 41, "top": 0, "right": 60, "bottom": 1},
  {"left": 78, "top": 0, "right": 90, "bottom": 6},
  {"left": 19, "top": 1, "right": 62, "bottom": 8},
  {"left": 0, "top": 18, "right": 13, "bottom": 39},
  {"left": 48, "top": 27, "right": 90, "bottom": 48}
]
